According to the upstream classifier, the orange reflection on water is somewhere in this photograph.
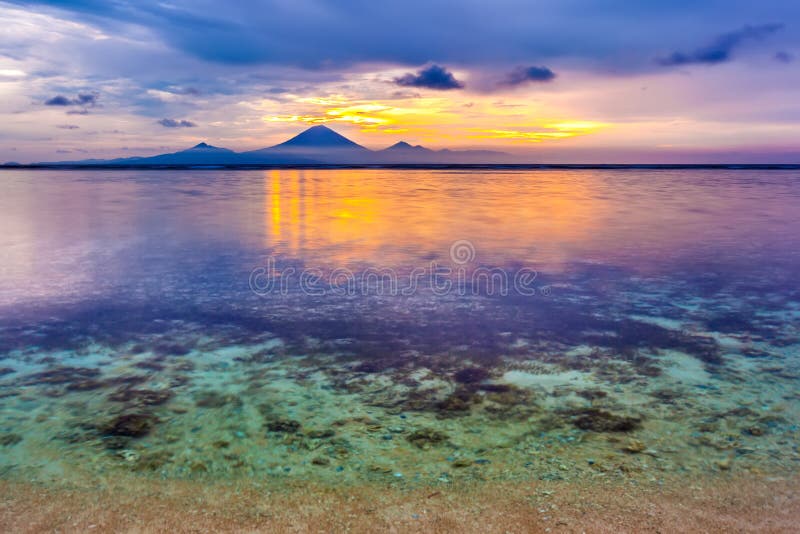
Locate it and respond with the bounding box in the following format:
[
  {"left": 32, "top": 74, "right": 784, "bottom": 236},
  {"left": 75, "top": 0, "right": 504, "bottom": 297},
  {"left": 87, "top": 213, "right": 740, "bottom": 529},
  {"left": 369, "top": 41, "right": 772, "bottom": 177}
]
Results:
[{"left": 260, "top": 169, "right": 609, "bottom": 270}]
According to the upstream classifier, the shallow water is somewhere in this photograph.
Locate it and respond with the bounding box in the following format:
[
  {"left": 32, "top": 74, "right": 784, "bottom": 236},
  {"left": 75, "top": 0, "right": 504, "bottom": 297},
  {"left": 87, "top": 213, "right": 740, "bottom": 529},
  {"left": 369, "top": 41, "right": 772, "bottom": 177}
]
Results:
[{"left": 0, "top": 168, "right": 799, "bottom": 487}]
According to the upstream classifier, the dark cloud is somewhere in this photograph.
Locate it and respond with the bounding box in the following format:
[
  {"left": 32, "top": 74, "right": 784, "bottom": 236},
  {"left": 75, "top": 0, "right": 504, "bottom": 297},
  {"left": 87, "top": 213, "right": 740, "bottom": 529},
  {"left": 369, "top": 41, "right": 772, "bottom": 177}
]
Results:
[
  {"left": 158, "top": 118, "right": 197, "bottom": 128},
  {"left": 9, "top": 0, "right": 800, "bottom": 81},
  {"left": 66, "top": 109, "right": 89, "bottom": 115},
  {"left": 774, "top": 51, "right": 794, "bottom": 63},
  {"left": 161, "top": 86, "right": 201, "bottom": 96},
  {"left": 44, "top": 92, "right": 99, "bottom": 107},
  {"left": 75, "top": 93, "right": 98, "bottom": 106},
  {"left": 56, "top": 124, "right": 80, "bottom": 129},
  {"left": 44, "top": 95, "right": 72, "bottom": 106},
  {"left": 394, "top": 65, "right": 464, "bottom": 90},
  {"left": 502, "top": 66, "right": 556, "bottom": 86},
  {"left": 657, "top": 24, "right": 783, "bottom": 66}
]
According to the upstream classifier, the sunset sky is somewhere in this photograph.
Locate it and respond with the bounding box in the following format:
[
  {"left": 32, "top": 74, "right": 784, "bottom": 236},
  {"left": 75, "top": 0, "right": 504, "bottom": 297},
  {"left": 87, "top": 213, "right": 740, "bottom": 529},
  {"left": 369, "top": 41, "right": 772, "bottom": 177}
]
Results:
[{"left": 1, "top": 0, "right": 799, "bottom": 163}]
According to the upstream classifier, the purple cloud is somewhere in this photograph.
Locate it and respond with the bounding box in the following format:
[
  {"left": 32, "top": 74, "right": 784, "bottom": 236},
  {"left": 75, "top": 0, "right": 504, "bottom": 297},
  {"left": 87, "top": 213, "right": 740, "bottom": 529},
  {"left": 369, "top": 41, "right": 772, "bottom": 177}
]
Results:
[
  {"left": 158, "top": 118, "right": 197, "bottom": 128},
  {"left": 657, "top": 24, "right": 783, "bottom": 66},
  {"left": 503, "top": 66, "right": 556, "bottom": 86},
  {"left": 44, "top": 93, "right": 99, "bottom": 107},
  {"left": 394, "top": 65, "right": 464, "bottom": 90}
]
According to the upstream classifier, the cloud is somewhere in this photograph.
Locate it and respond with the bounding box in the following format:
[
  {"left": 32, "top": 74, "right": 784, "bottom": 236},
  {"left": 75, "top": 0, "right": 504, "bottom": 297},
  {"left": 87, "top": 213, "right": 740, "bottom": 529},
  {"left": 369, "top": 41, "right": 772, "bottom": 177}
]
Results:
[
  {"left": 56, "top": 124, "right": 80, "bottom": 129},
  {"left": 502, "top": 66, "right": 556, "bottom": 86},
  {"left": 657, "top": 24, "right": 783, "bottom": 66},
  {"left": 44, "top": 95, "right": 72, "bottom": 106},
  {"left": 775, "top": 51, "right": 794, "bottom": 63},
  {"left": 74, "top": 93, "right": 98, "bottom": 106},
  {"left": 394, "top": 65, "right": 465, "bottom": 90},
  {"left": 9, "top": 1, "right": 800, "bottom": 80},
  {"left": 173, "top": 86, "right": 200, "bottom": 95},
  {"left": 157, "top": 118, "right": 197, "bottom": 128},
  {"left": 44, "top": 92, "right": 98, "bottom": 107},
  {"left": 469, "top": 121, "right": 607, "bottom": 142}
]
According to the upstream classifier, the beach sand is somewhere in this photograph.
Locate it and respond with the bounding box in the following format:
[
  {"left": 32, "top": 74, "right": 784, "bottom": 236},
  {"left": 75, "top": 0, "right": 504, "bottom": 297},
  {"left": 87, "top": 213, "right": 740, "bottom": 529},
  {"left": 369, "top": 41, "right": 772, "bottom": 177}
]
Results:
[{"left": 2, "top": 474, "right": 797, "bottom": 533}]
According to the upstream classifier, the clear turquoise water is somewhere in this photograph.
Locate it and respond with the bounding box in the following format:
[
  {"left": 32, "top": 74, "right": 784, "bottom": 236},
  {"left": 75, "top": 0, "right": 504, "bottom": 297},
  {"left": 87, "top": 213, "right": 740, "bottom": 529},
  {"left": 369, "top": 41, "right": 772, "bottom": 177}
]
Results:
[{"left": 0, "top": 168, "right": 798, "bottom": 486}]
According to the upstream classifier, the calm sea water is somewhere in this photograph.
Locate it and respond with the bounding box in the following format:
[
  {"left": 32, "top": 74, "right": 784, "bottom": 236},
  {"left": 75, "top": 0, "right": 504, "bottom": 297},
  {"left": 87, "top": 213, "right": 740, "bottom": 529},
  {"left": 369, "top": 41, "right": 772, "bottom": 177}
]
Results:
[{"left": 0, "top": 168, "right": 798, "bottom": 485}]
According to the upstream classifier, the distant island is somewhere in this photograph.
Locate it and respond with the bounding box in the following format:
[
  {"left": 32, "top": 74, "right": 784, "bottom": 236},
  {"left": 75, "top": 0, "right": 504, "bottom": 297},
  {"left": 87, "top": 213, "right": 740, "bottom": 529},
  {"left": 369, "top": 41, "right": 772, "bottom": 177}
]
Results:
[{"left": 19, "top": 125, "right": 512, "bottom": 167}]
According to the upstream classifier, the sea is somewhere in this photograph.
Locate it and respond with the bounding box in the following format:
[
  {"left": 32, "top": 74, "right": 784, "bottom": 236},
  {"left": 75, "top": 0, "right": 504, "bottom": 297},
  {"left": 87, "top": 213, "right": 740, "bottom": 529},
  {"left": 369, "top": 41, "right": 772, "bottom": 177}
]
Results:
[{"left": 1, "top": 167, "right": 798, "bottom": 491}]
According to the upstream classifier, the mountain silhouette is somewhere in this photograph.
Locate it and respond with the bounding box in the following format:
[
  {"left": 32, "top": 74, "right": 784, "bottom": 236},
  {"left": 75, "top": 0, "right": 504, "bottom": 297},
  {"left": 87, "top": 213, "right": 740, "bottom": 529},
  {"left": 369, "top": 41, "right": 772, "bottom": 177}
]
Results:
[
  {"left": 382, "top": 141, "right": 432, "bottom": 153},
  {"left": 33, "top": 125, "right": 511, "bottom": 166},
  {"left": 270, "top": 124, "right": 367, "bottom": 150},
  {"left": 373, "top": 141, "right": 438, "bottom": 163},
  {"left": 241, "top": 124, "right": 369, "bottom": 164},
  {"left": 190, "top": 142, "right": 226, "bottom": 151}
]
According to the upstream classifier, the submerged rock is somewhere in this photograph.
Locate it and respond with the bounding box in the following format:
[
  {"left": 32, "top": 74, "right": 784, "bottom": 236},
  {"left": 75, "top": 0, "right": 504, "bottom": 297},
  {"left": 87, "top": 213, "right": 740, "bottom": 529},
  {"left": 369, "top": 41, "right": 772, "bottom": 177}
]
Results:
[
  {"left": 132, "top": 450, "right": 173, "bottom": 471},
  {"left": 109, "top": 388, "right": 173, "bottom": 406},
  {"left": 0, "top": 433, "right": 22, "bottom": 446},
  {"left": 21, "top": 366, "right": 100, "bottom": 386},
  {"left": 744, "top": 425, "right": 767, "bottom": 436},
  {"left": 716, "top": 457, "right": 732, "bottom": 470},
  {"left": 485, "top": 384, "right": 533, "bottom": 406},
  {"left": 306, "top": 429, "right": 335, "bottom": 439},
  {"left": 65, "top": 379, "right": 105, "bottom": 392},
  {"left": 368, "top": 464, "right": 393, "bottom": 474},
  {"left": 453, "top": 367, "right": 490, "bottom": 384},
  {"left": 570, "top": 408, "right": 641, "bottom": 432},
  {"left": 577, "top": 389, "right": 608, "bottom": 401},
  {"left": 102, "top": 413, "right": 158, "bottom": 438},
  {"left": 194, "top": 390, "right": 241, "bottom": 408},
  {"left": 623, "top": 439, "right": 647, "bottom": 453},
  {"left": 265, "top": 419, "right": 301, "bottom": 433},
  {"left": 190, "top": 461, "right": 208, "bottom": 473},
  {"left": 116, "top": 449, "right": 140, "bottom": 463},
  {"left": 436, "top": 386, "right": 481, "bottom": 415},
  {"left": 133, "top": 359, "right": 166, "bottom": 371},
  {"left": 407, "top": 428, "right": 448, "bottom": 449}
]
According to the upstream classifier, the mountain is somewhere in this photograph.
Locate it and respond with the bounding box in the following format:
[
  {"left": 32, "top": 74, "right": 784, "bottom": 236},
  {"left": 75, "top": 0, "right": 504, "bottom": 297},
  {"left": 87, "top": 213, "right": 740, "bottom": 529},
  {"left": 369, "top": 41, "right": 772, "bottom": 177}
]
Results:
[
  {"left": 31, "top": 125, "right": 513, "bottom": 166},
  {"left": 373, "top": 141, "right": 435, "bottom": 163},
  {"left": 382, "top": 141, "right": 433, "bottom": 153},
  {"left": 272, "top": 124, "right": 366, "bottom": 150},
  {"left": 39, "top": 142, "right": 241, "bottom": 166},
  {"left": 375, "top": 140, "right": 508, "bottom": 164},
  {"left": 115, "top": 142, "right": 240, "bottom": 165},
  {"left": 241, "top": 124, "right": 369, "bottom": 164}
]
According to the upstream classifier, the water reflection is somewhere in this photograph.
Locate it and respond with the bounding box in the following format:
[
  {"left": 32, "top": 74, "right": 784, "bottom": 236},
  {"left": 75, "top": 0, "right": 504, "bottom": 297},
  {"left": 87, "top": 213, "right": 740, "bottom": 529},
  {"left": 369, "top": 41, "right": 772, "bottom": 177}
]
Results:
[
  {"left": 257, "top": 168, "right": 800, "bottom": 275},
  {"left": 261, "top": 168, "right": 608, "bottom": 269},
  {"left": 1, "top": 168, "right": 800, "bottom": 310}
]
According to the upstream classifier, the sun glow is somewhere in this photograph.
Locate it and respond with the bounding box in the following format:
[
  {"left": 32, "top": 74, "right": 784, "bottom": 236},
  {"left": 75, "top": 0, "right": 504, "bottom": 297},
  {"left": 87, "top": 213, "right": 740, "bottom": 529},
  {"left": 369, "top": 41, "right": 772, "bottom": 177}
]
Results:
[
  {"left": 260, "top": 81, "right": 610, "bottom": 148},
  {"left": 469, "top": 121, "right": 608, "bottom": 143}
]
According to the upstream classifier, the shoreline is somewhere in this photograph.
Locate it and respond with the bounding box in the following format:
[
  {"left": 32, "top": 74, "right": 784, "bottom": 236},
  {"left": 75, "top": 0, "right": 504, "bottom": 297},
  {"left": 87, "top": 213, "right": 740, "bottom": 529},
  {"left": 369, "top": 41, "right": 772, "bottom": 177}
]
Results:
[
  {"left": 2, "top": 473, "right": 797, "bottom": 532},
  {"left": 2, "top": 164, "right": 800, "bottom": 171}
]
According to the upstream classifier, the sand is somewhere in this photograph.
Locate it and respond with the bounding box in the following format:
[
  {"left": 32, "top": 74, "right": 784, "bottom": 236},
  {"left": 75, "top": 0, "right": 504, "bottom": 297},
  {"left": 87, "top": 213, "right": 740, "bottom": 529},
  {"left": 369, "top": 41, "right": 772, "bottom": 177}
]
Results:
[{"left": 1, "top": 474, "right": 798, "bottom": 533}]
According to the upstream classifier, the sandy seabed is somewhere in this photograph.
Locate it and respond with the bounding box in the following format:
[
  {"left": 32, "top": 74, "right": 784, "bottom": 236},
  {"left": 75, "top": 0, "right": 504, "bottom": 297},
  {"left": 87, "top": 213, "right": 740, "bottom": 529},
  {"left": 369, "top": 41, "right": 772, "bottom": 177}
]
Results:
[{"left": 1, "top": 474, "right": 798, "bottom": 533}]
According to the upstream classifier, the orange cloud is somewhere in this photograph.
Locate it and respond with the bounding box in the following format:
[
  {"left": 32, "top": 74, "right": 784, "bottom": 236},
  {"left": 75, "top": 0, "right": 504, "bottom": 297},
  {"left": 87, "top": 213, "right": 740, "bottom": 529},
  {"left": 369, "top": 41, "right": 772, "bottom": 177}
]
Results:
[
  {"left": 470, "top": 121, "right": 609, "bottom": 142},
  {"left": 262, "top": 82, "right": 609, "bottom": 147}
]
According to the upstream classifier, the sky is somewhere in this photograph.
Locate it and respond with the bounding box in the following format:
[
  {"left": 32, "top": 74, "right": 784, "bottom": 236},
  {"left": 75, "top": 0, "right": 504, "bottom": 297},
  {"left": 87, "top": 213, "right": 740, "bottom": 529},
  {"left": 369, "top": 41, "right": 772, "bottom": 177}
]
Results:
[{"left": 1, "top": 0, "right": 799, "bottom": 163}]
